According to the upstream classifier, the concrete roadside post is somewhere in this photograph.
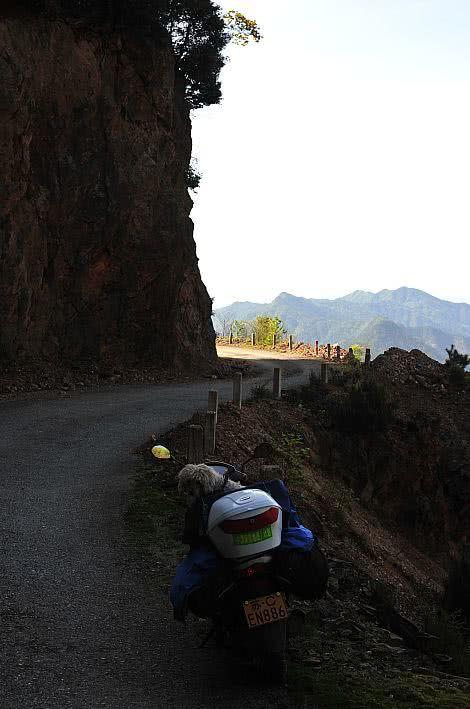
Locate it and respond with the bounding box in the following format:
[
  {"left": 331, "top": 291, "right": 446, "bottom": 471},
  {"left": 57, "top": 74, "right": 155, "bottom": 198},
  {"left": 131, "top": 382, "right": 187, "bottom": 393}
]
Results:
[
  {"left": 204, "top": 411, "right": 217, "bottom": 456},
  {"left": 208, "top": 390, "right": 219, "bottom": 423},
  {"left": 273, "top": 367, "right": 282, "bottom": 399},
  {"left": 289, "top": 334, "right": 293, "bottom": 351},
  {"left": 321, "top": 362, "right": 329, "bottom": 384},
  {"left": 365, "top": 348, "right": 371, "bottom": 366},
  {"left": 315, "top": 340, "right": 319, "bottom": 356},
  {"left": 233, "top": 372, "right": 242, "bottom": 409},
  {"left": 188, "top": 425, "right": 204, "bottom": 463}
]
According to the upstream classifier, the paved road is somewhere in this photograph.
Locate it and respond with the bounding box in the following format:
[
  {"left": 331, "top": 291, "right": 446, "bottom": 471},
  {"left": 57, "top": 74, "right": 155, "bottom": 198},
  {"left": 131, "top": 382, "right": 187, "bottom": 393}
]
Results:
[{"left": 0, "top": 350, "right": 320, "bottom": 709}]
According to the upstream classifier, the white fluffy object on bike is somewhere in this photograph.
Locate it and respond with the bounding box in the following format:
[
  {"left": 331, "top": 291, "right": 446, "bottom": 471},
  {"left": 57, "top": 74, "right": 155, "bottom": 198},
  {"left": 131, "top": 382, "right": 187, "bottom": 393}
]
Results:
[{"left": 177, "top": 463, "right": 242, "bottom": 499}]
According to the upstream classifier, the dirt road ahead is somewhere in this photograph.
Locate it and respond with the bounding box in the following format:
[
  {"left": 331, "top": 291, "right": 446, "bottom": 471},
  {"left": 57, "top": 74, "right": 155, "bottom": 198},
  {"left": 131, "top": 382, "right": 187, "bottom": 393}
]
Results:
[{"left": 0, "top": 351, "right": 319, "bottom": 708}]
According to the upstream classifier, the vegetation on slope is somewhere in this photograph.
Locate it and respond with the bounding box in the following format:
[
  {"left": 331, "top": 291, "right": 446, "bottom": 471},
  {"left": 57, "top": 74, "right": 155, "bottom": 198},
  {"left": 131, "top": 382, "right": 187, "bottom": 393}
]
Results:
[{"left": 129, "top": 394, "right": 470, "bottom": 706}]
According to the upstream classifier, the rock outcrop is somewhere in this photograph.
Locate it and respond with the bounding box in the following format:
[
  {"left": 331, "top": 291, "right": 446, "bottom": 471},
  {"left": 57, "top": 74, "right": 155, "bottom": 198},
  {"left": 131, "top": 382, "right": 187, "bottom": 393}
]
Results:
[{"left": 0, "top": 15, "right": 216, "bottom": 369}]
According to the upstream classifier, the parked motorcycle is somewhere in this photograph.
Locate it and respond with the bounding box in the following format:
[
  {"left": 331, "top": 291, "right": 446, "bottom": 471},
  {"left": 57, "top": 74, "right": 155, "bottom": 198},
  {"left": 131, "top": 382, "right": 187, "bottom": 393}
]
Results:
[{"left": 153, "top": 443, "right": 291, "bottom": 684}]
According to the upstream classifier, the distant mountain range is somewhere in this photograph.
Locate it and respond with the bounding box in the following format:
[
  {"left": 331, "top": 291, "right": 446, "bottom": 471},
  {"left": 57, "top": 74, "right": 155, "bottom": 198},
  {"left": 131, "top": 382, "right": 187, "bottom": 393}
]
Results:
[{"left": 214, "top": 288, "right": 470, "bottom": 362}]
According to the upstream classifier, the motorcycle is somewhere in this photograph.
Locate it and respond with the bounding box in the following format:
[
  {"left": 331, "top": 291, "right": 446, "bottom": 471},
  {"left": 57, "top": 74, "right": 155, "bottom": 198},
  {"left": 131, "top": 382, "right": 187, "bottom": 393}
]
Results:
[{"left": 153, "top": 443, "right": 291, "bottom": 684}]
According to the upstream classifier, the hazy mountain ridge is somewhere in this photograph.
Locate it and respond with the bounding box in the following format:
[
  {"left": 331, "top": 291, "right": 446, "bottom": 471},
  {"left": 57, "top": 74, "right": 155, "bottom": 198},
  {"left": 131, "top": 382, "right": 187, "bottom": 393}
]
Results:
[{"left": 215, "top": 288, "right": 470, "bottom": 362}]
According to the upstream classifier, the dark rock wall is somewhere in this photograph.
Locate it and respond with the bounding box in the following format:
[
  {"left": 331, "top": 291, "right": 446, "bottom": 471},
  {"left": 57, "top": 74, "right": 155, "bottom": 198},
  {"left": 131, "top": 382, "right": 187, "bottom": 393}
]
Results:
[{"left": 0, "top": 17, "right": 216, "bottom": 369}]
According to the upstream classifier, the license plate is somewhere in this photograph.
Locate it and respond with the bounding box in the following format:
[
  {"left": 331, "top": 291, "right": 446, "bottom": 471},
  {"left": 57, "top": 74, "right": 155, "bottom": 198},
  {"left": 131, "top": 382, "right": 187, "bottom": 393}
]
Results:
[
  {"left": 243, "top": 592, "right": 287, "bottom": 629},
  {"left": 233, "top": 526, "right": 272, "bottom": 546}
]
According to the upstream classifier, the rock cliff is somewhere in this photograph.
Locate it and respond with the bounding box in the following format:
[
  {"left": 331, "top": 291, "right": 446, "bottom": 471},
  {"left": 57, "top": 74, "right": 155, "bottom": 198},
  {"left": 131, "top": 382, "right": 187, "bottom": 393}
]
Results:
[{"left": 0, "top": 15, "right": 216, "bottom": 369}]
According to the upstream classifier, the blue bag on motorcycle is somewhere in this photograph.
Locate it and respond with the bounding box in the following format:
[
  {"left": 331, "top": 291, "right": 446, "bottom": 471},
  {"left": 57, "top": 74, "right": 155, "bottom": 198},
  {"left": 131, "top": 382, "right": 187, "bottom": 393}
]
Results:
[
  {"left": 170, "top": 544, "right": 228, "bottom": 620},
  {"left": 263, "top": 480, "right": 328, "bottom": 600}
]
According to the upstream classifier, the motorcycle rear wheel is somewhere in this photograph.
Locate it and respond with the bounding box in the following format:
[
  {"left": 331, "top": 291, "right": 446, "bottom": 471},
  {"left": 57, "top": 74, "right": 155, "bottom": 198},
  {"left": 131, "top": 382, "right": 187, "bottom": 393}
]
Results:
[
  {"left": 256, "top": 650, "right": 287, "bottom": 685},
  {"left": 250, "top": 618, "right": 287, "bottom": 685}
]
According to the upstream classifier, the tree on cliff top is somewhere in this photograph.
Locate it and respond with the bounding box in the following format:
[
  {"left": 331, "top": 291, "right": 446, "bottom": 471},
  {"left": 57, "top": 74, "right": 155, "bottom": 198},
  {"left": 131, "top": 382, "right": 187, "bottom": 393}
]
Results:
[
  {"left": 163, "top": 0, "right": 229, "bottom": 107},
  {"left": 20, "top": 1, "right": 261, "bottom": 108},
  {"left": 445, "top": 344, "right": 470, "bottom": 388}
]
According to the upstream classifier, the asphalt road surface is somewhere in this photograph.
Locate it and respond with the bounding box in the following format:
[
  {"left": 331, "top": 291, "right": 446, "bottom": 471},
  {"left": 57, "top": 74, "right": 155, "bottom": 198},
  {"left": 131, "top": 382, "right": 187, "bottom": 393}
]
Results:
[{"left": 0, "top": 349, "right": 320, "bottom": 709}]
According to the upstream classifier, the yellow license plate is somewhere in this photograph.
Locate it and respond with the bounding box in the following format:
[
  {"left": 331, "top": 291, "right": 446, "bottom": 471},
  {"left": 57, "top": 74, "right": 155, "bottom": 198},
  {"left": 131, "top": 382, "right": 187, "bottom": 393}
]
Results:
[{"left": 243, "top": 592, "right": 287, "bottom": 629}]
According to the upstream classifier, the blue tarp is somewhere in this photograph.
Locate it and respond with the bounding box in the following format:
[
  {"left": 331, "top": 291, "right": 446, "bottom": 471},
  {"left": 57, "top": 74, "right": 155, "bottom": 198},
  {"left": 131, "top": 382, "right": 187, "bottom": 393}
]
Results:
[
  {"left": 170, "top": 479, "right": 316, "bottom": 616},
  {"left": 170, "top": 544, "right": 227, "bottom": 617},
  {"left": 281, "top": 523, "right": 314, "bottom": 550},
  {"left": 170, "top": 544, "right": 226, "bottom": 617}
]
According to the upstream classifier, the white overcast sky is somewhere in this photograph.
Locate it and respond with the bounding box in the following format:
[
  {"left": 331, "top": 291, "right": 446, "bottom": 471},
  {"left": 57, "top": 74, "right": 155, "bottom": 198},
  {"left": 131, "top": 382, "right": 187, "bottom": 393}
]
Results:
[{"left": 191, "top": 0, "right": 470, "bottom": 308}]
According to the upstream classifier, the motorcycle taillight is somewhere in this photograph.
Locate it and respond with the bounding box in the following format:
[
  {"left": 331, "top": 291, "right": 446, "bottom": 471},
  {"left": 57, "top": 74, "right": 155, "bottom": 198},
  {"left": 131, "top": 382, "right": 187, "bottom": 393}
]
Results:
[
  {"left": 219, "top": 507, "right": 279, "bottom": 534},
  {"left": 240, "top": 563, "right": 266, "bottom": 578}
]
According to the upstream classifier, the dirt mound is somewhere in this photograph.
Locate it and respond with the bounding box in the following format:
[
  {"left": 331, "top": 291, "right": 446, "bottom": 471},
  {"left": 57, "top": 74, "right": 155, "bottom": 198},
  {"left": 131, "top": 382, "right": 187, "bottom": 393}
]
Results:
[
  {"left": 305, "top": 347, "right": 470, "bottom": 560},
  {"left": 372, "top": 348, "right": 447, "bottom": 390}
]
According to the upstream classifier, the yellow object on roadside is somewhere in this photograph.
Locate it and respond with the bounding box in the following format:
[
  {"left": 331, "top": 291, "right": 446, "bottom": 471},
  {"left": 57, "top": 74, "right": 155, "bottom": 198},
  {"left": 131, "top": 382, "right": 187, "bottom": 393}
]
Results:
[{"left": 151, "top": 445, "right": 171, "bottom": 460}]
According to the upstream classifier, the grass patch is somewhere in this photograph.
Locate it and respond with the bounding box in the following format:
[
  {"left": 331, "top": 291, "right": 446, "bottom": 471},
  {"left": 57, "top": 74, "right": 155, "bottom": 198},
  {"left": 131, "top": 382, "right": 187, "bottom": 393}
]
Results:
[
  {"left": 289, "top": 669, "right": 470, "bottom": 709},
  {"left": 126, "top": 463, "right": 185, "bottom": 586},
  {"left": 289, "top": 610, "right": 470, "bottom": 708}
]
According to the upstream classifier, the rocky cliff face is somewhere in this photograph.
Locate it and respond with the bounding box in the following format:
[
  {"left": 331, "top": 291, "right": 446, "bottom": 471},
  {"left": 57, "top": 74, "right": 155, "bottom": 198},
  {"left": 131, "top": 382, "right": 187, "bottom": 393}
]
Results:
[{"left": 0, "top": 16, "right": 216, "bottom": 369}]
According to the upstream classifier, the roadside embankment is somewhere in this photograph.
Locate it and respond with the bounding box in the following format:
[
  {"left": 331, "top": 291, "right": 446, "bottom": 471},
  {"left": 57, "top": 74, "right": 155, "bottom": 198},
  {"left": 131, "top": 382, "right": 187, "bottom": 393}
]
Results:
[
  {"left": 130, "top": 367, "right": 470, "bottom": 707},
  {"left": 0, "top": 354, "right": 255, "bottom": 400}
]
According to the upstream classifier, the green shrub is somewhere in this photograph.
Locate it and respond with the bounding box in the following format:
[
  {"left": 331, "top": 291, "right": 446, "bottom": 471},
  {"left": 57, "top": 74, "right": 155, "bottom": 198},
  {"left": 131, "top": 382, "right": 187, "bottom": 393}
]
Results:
[
  {"left": 232, "top": 319, "right": 251, "bottom": 340},
  {"left": 350, "top": 344, "right": 365, "bottom": 362},
  {"left": 231, "top": 315, "right": 286, "bottom": 346},
  {"left": 333, "top": 380, "right": 396, "bottom": 433},
  {"left": 249, "top": 383, "right": 270, "bottom": 401},
  {"left": 278, "top": 433, "right": 310, "bottom": 484},
  {"left": 448, "top": 364, "right": 467, "bottom": 388},
  {"left": 445, "top": 344, "right": 470, "bottom": 369},
  {"left": 425, "top": 610, "right": 470, "bottom": 676},
  {"left": 445, "top": 345, "right": 469, "bottom": 389}
]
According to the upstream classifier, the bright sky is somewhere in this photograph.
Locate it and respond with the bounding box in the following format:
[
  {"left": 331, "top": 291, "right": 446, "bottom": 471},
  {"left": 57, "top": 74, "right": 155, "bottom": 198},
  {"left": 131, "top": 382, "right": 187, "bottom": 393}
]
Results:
[{"left": 191, "top": 0, "right": 470, "bottom": 308}]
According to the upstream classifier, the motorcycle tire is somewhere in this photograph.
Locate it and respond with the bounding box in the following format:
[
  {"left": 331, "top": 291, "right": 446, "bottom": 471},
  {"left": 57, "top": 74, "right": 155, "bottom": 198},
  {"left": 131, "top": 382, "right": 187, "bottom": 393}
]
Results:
[
  {"left": 257, "top": 650, "right": 287, "bottom": 685},
  {"left": 250, "top": 618, "right": 287, "bottom": 685}
]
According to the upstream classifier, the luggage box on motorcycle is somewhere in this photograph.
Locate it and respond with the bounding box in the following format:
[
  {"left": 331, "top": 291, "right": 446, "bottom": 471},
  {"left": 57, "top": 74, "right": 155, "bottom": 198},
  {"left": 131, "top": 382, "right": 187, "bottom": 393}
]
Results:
[{"left": 207, "top": 489, "right": 282, "bottom": 559}]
